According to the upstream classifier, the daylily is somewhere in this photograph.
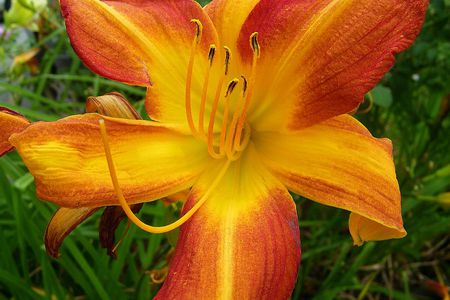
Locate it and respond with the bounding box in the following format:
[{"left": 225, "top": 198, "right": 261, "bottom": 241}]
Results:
[{"left": 0, "top": 0, "right": 428, "bottom": 298}]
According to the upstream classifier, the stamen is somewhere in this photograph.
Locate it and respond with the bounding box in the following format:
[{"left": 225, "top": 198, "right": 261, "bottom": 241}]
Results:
[
  {"left": 225, "top": 78, "right": 239, "bottom": 97},
  {"left": 222, "top": 76, "right": 249, "bottom": 158},
  {"left": 99, "top": 119, "right": 231, "bottom": 234},
  {"left": 191, "top": 19, "right": 203, "bottom": 44},
  {"left": 241, "top": 75, "right": 248, "bottom": 96},
  {"left": 228, "top": 123, "right": 251, "bottom": 162},
  {"left": 185, "top": 19, "right": 203, "bottom": 139},
  {"left": 250, "top": 32, "right": 261, "bottom": 58},
  {"left": 198, "top": 44, "right": 216, "bottom": 137},
  {"left": 208, "top": 45, "right": 216, "bottom": 65},
  {"left": 224, "top": 46, "right": 231, "bottom": 75},
  {"left": 220, "top": 78, "right": 239, "bottom": 155},
  {"left": 207, "top": 47, "right": 232, "bottom": 159},
  {"left": 219, "top": 100, "right": 230, "bottom": 156},
  {"left": 224, "top": 78, "right": 247, "bottom": 159},
  {"left": 233, "top": 32, "right": 260, "bottom": 152}
]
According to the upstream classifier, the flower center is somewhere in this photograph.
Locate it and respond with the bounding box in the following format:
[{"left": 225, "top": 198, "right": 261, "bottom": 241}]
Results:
[
  {"left": 96, "top": 21, "right": 261, "bottom": 236},
  {"left": 185, "top": 19, "right": 260, "bottom": 162}
]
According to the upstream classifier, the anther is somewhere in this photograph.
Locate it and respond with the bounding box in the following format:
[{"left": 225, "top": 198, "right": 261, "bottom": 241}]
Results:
[
  {"left": 191, "top": 19, "right": 203, "bottom": 44},
  {"left": 224, "top": 46, "right": 231, "bottom": 75},
  {"left": 250, "top": 32, "right": 260, "bottom": 57},
  {"left": 225, "top": 78, "right": 239, "bottom": 97},
  {"left": 208, "top": 45, "right": 216, "bottom": 66},
  {"left": 241, "top": 75, "right": 248, "bottom": 96}
]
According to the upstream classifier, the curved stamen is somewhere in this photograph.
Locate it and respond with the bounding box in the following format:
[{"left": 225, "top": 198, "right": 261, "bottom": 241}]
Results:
[
  {"left": 219, "top": 78, "right": 239, "bottom": 155},
  {"left": 198, "top": 45, "right": 216, "bottom": 138},
  {"left": 234, "top": 32, "right": 260, "bottom": 152},
  {"left": 185, "top": 19, "right": 203, "bottom": 139},
  {"left": 99, "top": 119, "right": 231, "bottom": 234},
  {"left": 207, "top": 46, "right": 231, "bottom": 159},
  {"left": 224, "top": 76, "right": 247, "bottom": 159},
  {"left": 219, "top": 99, "right": 230, "bottom": 156},
  {"left": 228, "top": 123, "right": 251, "bottom": 161}
]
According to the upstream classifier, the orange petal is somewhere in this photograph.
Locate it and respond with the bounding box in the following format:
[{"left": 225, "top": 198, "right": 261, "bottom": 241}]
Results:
[
  {"left": 86, "top": 92, "right": 143, "bottom": 257},
  {"left": 255, "top": 114, "right": 405, "bottom": 244},
  {"left": 61, "top": 0, "right": 218, "bottom": 85},
  {"left": 205, "top": 0, "right": 260, "bottom": 55},
  {"left": 45, "top": 207, "right": 98, "bottom": 258},
  {"left": 240, "top": 0, "right": 428, "bottom": 130},
  {"left": 61, "top": 0, "right": 220, "bottom": 130},
  {"left": 86, "top": 92, "right": 141, "bottom": 120},
  {"left": 157, "top": 146, "right": 300, "bottom": 299},
  {"left": 349, "top": 213, "right": 406, "bottom": 246},
  {"left": 9, "top": 114, "right": 210, "bottom": 207},
  {"left": 0, "top": 107, "right": 29, "bottom": 156}
]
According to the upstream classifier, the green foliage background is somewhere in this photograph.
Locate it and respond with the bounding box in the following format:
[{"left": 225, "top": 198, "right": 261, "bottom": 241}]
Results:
[{"left": 0, "top": 0, "right": 449, "bottom": 299}]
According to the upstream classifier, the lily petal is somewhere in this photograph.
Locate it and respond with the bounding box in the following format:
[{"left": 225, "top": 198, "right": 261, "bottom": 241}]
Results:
[
  {"left": 9, "top": 114, "right": 210, "bottom": 207},
  {"left": 61, "top": 0, "right": 217, "bottom": 85},
  {"left": 45, "top": 207, "right": 98, "bottom": 258},
  {"left": 86, "top": 92, "right": 145, "bottom": 256},
  {"left": 349, "top": 213, "right": 406, "bottom": 246},
  {"left": 255, "top": 114, "right": 405, "bottom": 243},
  {"left": 0, "top": 107, "right": 29, "bottom": 156},
  {"left": 205, "top": 0, "right": 260, "bottom": 55},
  {"left": 239, "top": 0, "right": 428, "bottom": 130},
  {"left": 157, "top": 146, "right": 300, "bottom": 299},
  {"left": 61, "top": 0, "right": 220, "bottom": 128}
]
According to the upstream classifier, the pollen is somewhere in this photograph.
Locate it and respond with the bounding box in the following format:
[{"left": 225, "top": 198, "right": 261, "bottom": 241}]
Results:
[{"left": 185, "top": 20, "right": 260, "bottom": 161}]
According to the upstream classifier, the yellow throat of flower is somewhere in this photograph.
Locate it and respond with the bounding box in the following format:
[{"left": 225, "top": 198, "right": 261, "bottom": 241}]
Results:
[{"left": 185, "top": 19, "right": 260, "bottom": 162}]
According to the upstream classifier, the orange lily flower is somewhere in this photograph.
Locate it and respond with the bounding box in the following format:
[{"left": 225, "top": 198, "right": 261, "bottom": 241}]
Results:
[{"left": 1, "top": 0, "right": 428, "bottom": 298}]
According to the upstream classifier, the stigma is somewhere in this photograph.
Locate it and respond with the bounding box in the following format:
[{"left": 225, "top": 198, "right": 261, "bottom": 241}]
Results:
[{"left": 185, "top": 19, "right": 260, "bottom": 161}]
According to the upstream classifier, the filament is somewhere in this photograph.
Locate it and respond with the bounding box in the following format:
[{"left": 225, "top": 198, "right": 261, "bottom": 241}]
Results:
[
  {"left": 234, "top": 32, "right": 260, "bottom": 151},
  {"left": 224, "top": 76, "right": 248, "bottom": 159},
  {"left": 207, "top": 47, "right": 231, "bottom": 159},
  {"left": 185, "top": 19, "right": 203, "bottom": 139},
  {"left": 219, "top": 78, "right": 239, "bottom": 155},
  {"left": 198, "top": 45, "right": 216, "bottom": 137},
  {"left": 184, "top": 27, "right": 258, "bottom": 161},
  {"left": 99, "top": 119, "right": 231, "bottom": 234}
]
